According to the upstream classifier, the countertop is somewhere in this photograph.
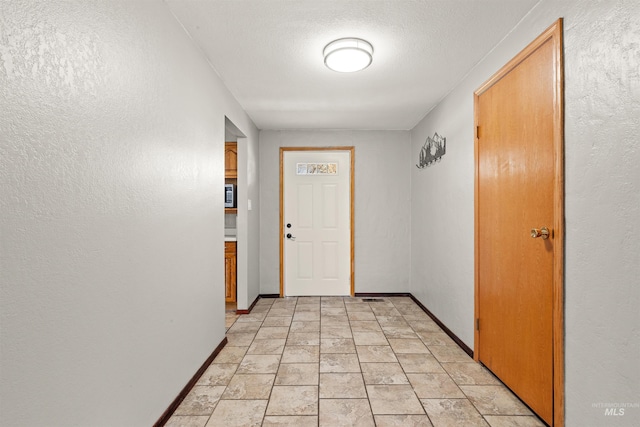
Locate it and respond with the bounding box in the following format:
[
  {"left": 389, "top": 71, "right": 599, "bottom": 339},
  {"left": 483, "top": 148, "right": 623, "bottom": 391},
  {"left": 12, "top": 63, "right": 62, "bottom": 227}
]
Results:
[{"left": 225, "top": 229, "right": 237, "bottom": 242}]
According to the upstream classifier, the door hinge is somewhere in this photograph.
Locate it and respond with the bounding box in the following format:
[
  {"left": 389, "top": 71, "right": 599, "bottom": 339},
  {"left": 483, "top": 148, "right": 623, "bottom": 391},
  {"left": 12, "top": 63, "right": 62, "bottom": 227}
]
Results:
[
  {"left": 476, "top": 125, "right": 480, "bottom": 139},
  {"left": 476, "top": 318, "right": 480, "bottom": 331}
]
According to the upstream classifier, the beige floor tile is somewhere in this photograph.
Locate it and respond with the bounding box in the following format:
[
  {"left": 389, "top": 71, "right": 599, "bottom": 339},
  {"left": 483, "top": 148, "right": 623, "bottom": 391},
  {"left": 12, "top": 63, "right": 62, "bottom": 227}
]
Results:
[
  {"left": 227, "top": 322, "right": 261, "bottom": 333},
  {"left": 295, "top": 304, "right": 320, "bottom": 312},
  {"left": 237, "top": 354, "right": 281, "bottom": 374},
  {"left": 287, "top": 332, "right": 320, "bottom": 346},
  {"left": 348, "top": 311, "right": 377, "bottom": 321},
  {"left": 255, "top": 299, "right": 275, "bottom": 307},
  {"left": 319, "top": 373, "right": 367, "bottom": 398},
  {"left": 225, "top": 319, "right": 238, "bottom": 329},
  {"left": 320, "top": 338, "right": 356, "bottom": 353},
  {"left": 262, "top": 316, "right": 293, "bottom": 327},
  {"left": 484, "top": 415, "right": 547, "bottom": 427},
  {"left": 375, "top": 316, "right": 408, "bottom": 326},
  {"left": 297, "top": 296, "right": 321, "bottom": 304},
  {"left": 247, "top": 339, "right": 286, "bottom": 355},
  {"left": 441, "top": 362, "right": 500, "bottom": 385},
  {"left": 368, "top": 299, "right": 394, "bottom": 307},
  {"left": 415, "top": 331, "right": 456, "bottom": 346},
  {"left": 319, "top": 399, "right": 375, "bottom": 426},
  {"left": 267, "top": 308, "right": 296, "bottom": 317},
  {"left": 361, "top": 362, "right": 409, "bottom": 385},
  {"left": 270, "top": 307, "right": 297, "bottom": 314},
  {"left": 406, "top": 320, "right": 442, "bottom": 333},
  {"left": 344, "top": 303, "right": 374, "bottom": 312},
  {"left": 374, "top": 414, "right": 434, "bottom": 426},
  {"left": 321, "top": 314, "right": 350, "bottom": 326},
  {"left": 281, "top": 345, "right": 320, "bottom": 363},
  {"left": 319, "top": 353, "right": 361, "bottom": 372},
  {"left": 165, "top": 415, "right": 209, "bottom": 427},
  {"left": 421, "top": 398, "right": 489, "bottom": 427},
  {"left": 290, "top": 321, "right": 320, "bottom": 332},
  {"left": 275, "top": 363, "right": 319, "bottom": 385},
  {"left": 205, "top": 399, "right": 267, "bottom": 427},
  {"left": 174, "top": 385, "right": 226, "bottom": 416},
  {"left": 356, "top": 345, "right": 398, "bottom": 363},
  {"left": 221, "top": 374, "right": 275, "bottom": 399},
  {"left": 388, "top": 338, "right": 430, "bottom": 354},
  {"left": 235, "top": 313, "right": 266, "bottom": 322},
  {"left": 381, "top": 325, "right": 419, "bottom": 339},
  {"left": 366, "top": 384, "right": 425, "bottom": 415},
  {"left": 262, "top": 415, "right": 318, "bottom": 426},
  {"left": 407, "top": 373, "right": 465, "bottom": 398},
  {"left": 460, "top": 385, "right": 533, "bottom": 416},
  {"left": 266, "top": 385, "right": 318, "bottom": 416},
  {"left": 212, "top": 346, "right": 248, "bottom": 364},
  {"left": 173, "top": 297, "right": 528, "bottom": 427},
  {"left": 349, "top": 320, "right": 383, "bottom": 332},
  {"left": 225, "top": 332, "right": 256, "bottom": 346},
  {"left": 321, "top": 296, "right": 347, "bottom": 305},
  {"left": 321, "top": 307, "right": 347, "bottom": 315},
  {"left": 352, "top": 331, "right": 389, "bottom": 345},
  {"left": 396, "top": 354, "right": 445, "bottom": 373},
  {"left": 255, "top": 327, "right": 290, "bottom": 340},
  {"left": 403, "top": 314, "right": 433, "bottom": 322},
  {"left": 321, "top": 326, "right": 354, "bottom": 338},
  {"left": 428, "top": 345, "right": 472, "bottom": 363},
  {"left": 372, "top": 308, "right": 402, "bottom": 317},
  {"left": 196, "top": 363, "right": 237, "bottom": 386},
  {"left": 293, "top": 311, "right": 320, "bottom": 322}
]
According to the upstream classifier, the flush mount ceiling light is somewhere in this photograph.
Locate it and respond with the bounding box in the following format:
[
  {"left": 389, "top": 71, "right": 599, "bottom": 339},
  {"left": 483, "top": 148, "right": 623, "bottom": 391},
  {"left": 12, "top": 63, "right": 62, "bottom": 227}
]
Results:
[{"left": 323, "top": 38, "right": 373, "bottom": 73}]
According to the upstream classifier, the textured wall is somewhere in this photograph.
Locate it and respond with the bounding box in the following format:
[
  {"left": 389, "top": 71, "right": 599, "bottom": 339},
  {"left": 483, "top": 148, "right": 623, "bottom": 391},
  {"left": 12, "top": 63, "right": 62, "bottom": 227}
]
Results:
[
  {"left": 0, "top": 1, "right": 258, "bottom": 425},
  {"left": 259, "top": 130, "right": 411, "bottom": 295},
  {"left": 410, "top": 0, "right": 640, "bottom": 425}
]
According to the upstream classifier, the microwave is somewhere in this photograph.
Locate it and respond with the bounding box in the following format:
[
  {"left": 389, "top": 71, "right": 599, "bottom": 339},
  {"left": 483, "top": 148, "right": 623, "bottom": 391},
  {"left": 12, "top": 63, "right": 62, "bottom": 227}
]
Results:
[{"left": 225, "top": 184, "right": 236, "bottom": 208}]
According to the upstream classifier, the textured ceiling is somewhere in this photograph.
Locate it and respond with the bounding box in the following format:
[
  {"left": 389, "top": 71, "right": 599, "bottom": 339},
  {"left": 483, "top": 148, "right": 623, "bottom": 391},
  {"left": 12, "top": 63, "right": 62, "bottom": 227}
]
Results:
[{"left": 165, "top": 0, "right": 539, "bottom": 130}]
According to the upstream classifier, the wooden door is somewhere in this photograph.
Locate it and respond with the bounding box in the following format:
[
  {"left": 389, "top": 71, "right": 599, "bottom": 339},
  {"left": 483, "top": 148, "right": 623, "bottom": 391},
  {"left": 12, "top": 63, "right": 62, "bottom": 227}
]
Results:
[
  {"left": 280, "top": 148, "right": 354, "bottom": 296},
  {"left": 475, "top": 21, "right": 564, "bottom": 426}
]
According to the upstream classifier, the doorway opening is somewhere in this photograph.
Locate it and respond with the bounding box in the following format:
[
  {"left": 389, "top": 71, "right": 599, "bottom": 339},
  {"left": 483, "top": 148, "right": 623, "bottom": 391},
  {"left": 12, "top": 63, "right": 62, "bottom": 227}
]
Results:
[{"left": 224, "top": 117, "right": 246, "bottom": 313}]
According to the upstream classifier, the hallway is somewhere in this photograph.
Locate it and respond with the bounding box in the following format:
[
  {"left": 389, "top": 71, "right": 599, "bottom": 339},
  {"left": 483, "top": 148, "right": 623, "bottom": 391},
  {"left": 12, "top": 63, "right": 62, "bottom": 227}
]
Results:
[{"left": 166, "top": 297, "right": 544, "bottom": 426}]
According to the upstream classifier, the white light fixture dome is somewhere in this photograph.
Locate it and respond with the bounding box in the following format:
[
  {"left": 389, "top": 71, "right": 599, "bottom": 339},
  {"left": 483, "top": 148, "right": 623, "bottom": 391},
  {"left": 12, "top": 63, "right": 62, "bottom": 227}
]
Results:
[{"left": 323, "top": 38, "right": 373, "bottom": 73}]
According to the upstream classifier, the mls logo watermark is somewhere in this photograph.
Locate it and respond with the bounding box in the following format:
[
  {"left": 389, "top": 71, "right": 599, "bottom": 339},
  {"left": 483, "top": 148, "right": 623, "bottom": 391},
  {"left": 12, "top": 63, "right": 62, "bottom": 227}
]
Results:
[{"left": 592, "top": 402, "right": 639, "bottom": 417}]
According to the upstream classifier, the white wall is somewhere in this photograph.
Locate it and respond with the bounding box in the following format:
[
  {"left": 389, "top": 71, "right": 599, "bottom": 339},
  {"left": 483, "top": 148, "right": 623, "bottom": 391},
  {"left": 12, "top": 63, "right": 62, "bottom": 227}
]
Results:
[
  {"left": 0, "top": 1, "right": 258, "bottom": 426},
  {"left": 259, "top": 130, "right": 411, "bottom": 295},
  {"left": 410, "top": 0, "right": 640, "bottom": 425}
]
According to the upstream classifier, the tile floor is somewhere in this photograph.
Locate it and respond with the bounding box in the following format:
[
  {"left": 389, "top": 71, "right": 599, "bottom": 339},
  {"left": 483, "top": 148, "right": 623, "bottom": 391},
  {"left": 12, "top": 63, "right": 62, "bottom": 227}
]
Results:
[{"left": 166, "top": 296, "right": 546, "bottom": 427}]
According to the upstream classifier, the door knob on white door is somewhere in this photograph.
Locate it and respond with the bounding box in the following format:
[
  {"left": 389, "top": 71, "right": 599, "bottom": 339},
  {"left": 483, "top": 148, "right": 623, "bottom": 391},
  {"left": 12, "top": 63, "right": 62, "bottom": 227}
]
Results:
[
  {"left": 286, "top": 233, "right": 296, "bottom": 241},
  {"left": 530, "top": 227, "right": 550, "bottom": 239}
]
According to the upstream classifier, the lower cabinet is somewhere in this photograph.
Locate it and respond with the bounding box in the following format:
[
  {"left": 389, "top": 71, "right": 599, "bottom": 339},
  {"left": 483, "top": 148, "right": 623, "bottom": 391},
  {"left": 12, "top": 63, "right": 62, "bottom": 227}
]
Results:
[{"left": 225, "top": 242, "right": 237, "bottom": 303}]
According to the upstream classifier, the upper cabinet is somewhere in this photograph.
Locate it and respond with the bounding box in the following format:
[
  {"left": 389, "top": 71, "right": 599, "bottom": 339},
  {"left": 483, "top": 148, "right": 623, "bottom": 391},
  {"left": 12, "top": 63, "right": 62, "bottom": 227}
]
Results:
[{"left": 225, "top": 142, "right": 238, "bottom": 179}]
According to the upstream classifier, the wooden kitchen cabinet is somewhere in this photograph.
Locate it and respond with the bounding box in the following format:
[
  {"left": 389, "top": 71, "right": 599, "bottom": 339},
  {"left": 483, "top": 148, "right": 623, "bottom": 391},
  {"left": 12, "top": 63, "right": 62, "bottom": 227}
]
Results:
[
  {"left": 224, "top": 241, "right": 236, "bottom": 303},
  {"left": 225, "top": 142, "right": 238, "bottom": 179}
]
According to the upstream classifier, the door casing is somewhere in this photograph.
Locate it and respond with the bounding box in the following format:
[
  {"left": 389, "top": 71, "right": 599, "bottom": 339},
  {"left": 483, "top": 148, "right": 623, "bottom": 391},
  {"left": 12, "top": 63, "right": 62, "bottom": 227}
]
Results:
[
  {"left": 474, "top": 19, "right": 564, "bottom": 426},
  {"left": 279, "top": 146, "right": 355, "bottom": 297}
]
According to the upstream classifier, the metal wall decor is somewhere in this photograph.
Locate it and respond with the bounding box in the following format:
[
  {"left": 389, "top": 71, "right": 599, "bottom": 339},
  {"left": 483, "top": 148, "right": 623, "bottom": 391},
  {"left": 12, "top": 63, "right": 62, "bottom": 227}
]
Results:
[{"left": 416, "top": 132, "right": 446, "bottom": 169}]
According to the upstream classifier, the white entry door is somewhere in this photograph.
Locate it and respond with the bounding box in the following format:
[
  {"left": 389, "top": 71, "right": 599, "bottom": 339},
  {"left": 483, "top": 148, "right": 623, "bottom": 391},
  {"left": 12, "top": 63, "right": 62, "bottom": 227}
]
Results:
[{"left": 282, "top": 149, "right": 352, "bottom": 296}]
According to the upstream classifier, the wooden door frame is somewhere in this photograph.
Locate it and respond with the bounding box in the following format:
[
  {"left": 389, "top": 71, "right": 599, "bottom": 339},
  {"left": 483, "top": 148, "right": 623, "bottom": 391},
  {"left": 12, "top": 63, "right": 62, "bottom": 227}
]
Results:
[
  {"left": 473, "top": 19, "right": 564, "bottom": 426},
  {"left": 279, "top": 146, "right": 355, "bottom": 297}
]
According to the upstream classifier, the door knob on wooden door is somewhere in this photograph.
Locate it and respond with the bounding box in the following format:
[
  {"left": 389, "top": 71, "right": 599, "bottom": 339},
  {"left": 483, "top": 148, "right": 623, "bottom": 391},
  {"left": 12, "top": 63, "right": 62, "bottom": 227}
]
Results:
[{"left": 530, "top": 227, "right": 550, "bottom": 239}]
